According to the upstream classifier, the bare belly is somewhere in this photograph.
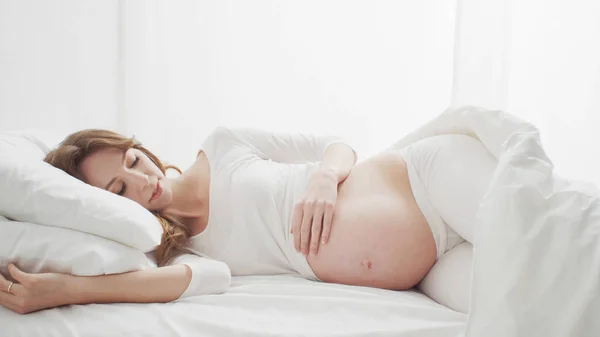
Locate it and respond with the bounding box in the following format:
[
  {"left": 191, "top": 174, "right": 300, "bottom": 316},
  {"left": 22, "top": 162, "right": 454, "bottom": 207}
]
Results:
[{"left": 306, "top": 151, "right": 437, "bottom": 290}]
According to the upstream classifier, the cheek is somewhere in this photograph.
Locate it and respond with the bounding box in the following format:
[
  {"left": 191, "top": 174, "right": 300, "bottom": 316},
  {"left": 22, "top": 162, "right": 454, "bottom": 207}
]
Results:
[
  {"left": 160, "top": 187, "right": 172, "bottom": 204},
  {"left": 152, "top": 163, "right": 166, "bottom": 178}
]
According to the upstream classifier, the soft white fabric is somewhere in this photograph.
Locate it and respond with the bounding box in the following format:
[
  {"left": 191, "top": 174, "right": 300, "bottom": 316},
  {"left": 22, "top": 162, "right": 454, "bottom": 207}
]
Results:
[
  {"left": 0, "top": 129, "right": 163, "bottom": 252},
  {"left": 397, "top": 134, "right": 497, "bottom": 314},
  {"left": 390, "top": 105, "right": 600, "bottom": 336},
  {"left": 397, "top": 134, "right": 497, "bottom": 247},
  {"left": 171, "top": 253, "right": 231, "bottom": 298},
  {"left": 190, "top": 127, "right": 355, "bottom": 280},
  {"left": 0, "top": 214, "right": 229, "bottom": 299},
  {"left": 418, "top": 242, "right": 473, "bottom": 314},
  {"left": 0, "top": 129, "right": 62, "bottom": 159},
  {"left": 0, "top": 215, "right": 152, "bottom": 279},
  {"left": 0, "top": 274, "right": 466, "bottom": 337}
]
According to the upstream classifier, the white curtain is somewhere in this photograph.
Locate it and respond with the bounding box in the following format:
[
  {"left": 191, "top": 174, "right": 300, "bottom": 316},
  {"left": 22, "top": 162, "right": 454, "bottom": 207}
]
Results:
[
  {"left": 453, "top": 0, "right": 600, "bottom": 184},
  {"left": 0, "top": 0, "right": 120, "bottom": 135},
  {"left": 119, "top": 0, "right": 456, "bottom": 169},
  {"left": 2, "top": 0, "right": 599, "bottom": 184},
  {"left": 0, "top": 0, "right": 456, "bottom": 168}
]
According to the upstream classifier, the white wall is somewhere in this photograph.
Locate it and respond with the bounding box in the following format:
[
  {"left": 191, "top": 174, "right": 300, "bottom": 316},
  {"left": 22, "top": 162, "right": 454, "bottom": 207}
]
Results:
[
  {"left": 452, "top": 0, "right": 600, "bottom": 183},
  {"left": 506, "top": 0, "right": 600, "bottom": 182},
  {"left": 0, "top": 0, "right": 456, "bottom": 169},
  {"left": 130, "top": 0, "right": 456, "bottom": 167},
  {"left": 0, "top": 0, "right": 120, "bottom": 135}
]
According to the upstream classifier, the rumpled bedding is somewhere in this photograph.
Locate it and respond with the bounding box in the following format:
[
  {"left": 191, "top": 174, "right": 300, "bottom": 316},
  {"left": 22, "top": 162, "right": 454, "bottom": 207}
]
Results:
[{"left": 389, "top": 106, "right": 600, "bottom": 337}]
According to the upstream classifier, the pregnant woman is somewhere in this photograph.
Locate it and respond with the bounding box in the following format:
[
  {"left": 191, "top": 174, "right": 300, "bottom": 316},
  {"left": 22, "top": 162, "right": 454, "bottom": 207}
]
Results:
[{"left": 0, "top": 127, "right": 496, "bottom": 314}]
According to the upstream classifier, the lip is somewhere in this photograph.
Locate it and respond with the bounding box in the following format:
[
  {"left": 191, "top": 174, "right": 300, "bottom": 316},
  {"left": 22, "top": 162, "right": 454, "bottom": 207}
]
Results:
[{"left": 150, "top": 180, "right": 162, "bottom": 202}]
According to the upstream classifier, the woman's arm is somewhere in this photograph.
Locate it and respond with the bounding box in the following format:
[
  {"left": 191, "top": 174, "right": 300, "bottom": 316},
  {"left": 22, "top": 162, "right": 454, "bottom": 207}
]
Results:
[
  {"left": 0, "top": 256, "right": 231, "bottom": 314},
  {"left": 73, "top": 264, "right": 192, "bottom": 304},
  {"left": 318, "top": 142, "right": 357, "bottom": 184},
  {"left": 212, "top": 127, "right": 357, "bottom": 165},
  {"left": 77, "top": 254, "right": 230, "bottom": 304}
]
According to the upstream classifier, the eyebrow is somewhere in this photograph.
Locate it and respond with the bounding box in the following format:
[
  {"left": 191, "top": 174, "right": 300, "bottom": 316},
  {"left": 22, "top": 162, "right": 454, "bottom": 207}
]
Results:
[{"left": 104, "top": 151, "right": 127, "bottom": 190}]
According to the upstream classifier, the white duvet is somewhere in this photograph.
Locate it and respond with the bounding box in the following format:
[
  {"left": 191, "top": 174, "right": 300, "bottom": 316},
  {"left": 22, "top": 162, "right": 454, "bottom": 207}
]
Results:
[{"left": 389, "top": 106, "right": 600, "bottom": 337}]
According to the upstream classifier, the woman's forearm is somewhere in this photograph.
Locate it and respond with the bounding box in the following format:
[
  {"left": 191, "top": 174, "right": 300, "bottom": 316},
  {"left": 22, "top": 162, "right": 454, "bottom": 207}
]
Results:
[
  {"left": 320, "top": 142, "right": 356, "bottom": 183},
  {"left": 71, "top": 264, "right": 192, "bottom": 304}
]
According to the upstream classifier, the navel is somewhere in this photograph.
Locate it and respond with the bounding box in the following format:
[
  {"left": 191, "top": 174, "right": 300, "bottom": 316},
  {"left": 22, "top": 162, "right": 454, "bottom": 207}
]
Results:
[{"left": 361, "top": 259, "right": 372, "bottom": 269}]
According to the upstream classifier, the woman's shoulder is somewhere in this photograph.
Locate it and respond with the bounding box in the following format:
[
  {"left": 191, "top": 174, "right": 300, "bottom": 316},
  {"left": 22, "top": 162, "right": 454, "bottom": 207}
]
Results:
[
  {"left": 196, "top": 127, "right": 232, "bottom": 158},
  {"left": 196, "top": 127, "right": 253, "bottom": 171},
  {"left": 206, "top": 126, "right": 237, "bottom": 141},
  {"left": 201, "top": 127, "right": 240, "bottom": 150}
]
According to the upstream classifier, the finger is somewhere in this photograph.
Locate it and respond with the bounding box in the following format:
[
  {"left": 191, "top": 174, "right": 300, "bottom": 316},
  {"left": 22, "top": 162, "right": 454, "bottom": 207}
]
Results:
[
  {"left": 0, "top": 270, "right": 12, "bottom": 292},
  {"left": 291, "top": 202, "right": 303, "bottom": 235},
  {"left": 0, "top": 269, "right": 25, "bottom": 297},
  {"left": 321, "top": 201, "right": 335, "bottom": 244},
  {"left": 7, "top": 264, "right": 28, "bottom": 284},
  {"left": 0, "top": 287, "right": 18, "bottom": 306},
  {"left": 0, "top": 300, "right": 22, "bottom": 314},
  {"left": 300, "top": 202, "right": 314, "bottom": 256},
  {"left": 6, "top": 282, "right": 24, "bottom": 296},
  {"left": 293, "top": 203, "right": 303, "bottom": 252},
  {"left": 309, "top": 202, "right": 325, "bottom": 256}
]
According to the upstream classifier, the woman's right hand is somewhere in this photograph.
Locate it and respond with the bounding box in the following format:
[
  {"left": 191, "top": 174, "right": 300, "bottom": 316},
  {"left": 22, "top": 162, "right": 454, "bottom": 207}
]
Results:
[{"left": 0, "top": 263, "right": 77, "bottom": 314}]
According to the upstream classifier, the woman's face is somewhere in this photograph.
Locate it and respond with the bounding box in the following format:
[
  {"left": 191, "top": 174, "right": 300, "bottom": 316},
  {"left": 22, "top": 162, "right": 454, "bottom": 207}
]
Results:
[{"left": 78, "top": 147, "right": 171, "bottom": 211}]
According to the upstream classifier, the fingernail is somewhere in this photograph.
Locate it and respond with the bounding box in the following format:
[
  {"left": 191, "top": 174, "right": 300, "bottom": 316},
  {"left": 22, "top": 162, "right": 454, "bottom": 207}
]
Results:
[{"left": 322, "top": 239, "right": 326, "bottom": 244}]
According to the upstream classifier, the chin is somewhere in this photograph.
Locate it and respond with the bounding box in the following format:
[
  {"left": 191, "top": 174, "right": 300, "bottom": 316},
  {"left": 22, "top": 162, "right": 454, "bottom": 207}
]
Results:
[{"left": 149, "top": 191, "right": 171, "bottom": 213}]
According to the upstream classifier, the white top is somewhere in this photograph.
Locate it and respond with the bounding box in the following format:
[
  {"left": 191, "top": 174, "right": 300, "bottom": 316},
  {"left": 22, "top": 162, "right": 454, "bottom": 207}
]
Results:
[{"left": 174, "top": 127, "right": 355, "bottom": 299}]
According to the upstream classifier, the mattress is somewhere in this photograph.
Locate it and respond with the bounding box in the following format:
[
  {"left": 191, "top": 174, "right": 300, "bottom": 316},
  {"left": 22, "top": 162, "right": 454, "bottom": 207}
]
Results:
[{"left": 1, "top": 275, "right": 465, "bottom": 337}]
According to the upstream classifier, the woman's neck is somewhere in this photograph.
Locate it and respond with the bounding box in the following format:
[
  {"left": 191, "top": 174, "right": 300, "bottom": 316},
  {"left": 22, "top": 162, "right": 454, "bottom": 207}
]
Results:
[{"left": 162, "top": 156, "right": 211, "bottom": 228}]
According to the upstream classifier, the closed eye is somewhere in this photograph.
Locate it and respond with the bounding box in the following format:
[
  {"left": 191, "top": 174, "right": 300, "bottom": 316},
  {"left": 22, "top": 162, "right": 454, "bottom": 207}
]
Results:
[{"left": 116, "top": 156, "right": 139, "bottom": 196}]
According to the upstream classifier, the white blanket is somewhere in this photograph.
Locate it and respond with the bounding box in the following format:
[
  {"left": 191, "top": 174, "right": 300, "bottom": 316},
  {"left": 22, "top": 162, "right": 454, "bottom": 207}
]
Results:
[{"left": 390, "top": 106, "right": 600, "bottom": 337}]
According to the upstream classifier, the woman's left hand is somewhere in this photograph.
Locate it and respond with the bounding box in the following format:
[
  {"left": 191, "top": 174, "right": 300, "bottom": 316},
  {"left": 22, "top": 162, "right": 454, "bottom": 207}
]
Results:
[
  {"left": 291, "top": 168, "right": 342, "bottom": 256},
  {"left": 0, "top": 264, "right": 76, "bottom": 315}
]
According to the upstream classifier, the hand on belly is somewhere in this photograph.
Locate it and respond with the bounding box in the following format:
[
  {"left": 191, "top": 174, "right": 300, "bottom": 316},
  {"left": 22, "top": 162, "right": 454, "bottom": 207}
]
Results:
[
  {"left": 305, "top": 152, "right": 437, "bottom": 290},
  {"left": 306, "top": 199, "right": 436, "bottom": 290}
]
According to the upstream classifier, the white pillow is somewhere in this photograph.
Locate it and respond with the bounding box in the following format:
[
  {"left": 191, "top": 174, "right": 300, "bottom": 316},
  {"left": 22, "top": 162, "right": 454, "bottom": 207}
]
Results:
[
  {"left": 0, "top": 215, "right": 154, "bottom": 281},
  {"left": 418, "top": 242, "right": 473, "bottom": 313},
  {"left": 0, "top": 129, "right": 163, "bottom": 252}
]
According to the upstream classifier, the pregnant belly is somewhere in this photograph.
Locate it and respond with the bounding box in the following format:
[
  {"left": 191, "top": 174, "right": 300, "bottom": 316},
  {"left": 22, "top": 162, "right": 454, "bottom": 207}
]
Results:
[{"left": 306, "top": 151, "right": 437, "bottom": 290}]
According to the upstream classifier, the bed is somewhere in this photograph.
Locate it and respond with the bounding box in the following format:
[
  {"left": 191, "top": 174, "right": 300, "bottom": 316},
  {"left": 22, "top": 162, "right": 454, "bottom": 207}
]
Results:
[
  {"left": 1, "top": 275, "right": 465, "bottom": 337},
  {"left": 0, "top": 127, "right": 466, "bottom": 337},
  {"left": 7, "top": 105, "right": 600, "bottom": 336}
]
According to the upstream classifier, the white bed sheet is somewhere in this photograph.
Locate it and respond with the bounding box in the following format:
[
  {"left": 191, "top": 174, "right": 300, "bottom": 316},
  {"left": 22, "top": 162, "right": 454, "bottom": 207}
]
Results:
[{"left": 1, "top": 275, "right": 465, "bottom": 337}]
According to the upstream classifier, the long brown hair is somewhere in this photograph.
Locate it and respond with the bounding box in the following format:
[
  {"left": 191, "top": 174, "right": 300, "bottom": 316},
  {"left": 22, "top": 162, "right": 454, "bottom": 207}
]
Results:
[{"left": 44, "top": 129, "right": 192, "bottom": 266}]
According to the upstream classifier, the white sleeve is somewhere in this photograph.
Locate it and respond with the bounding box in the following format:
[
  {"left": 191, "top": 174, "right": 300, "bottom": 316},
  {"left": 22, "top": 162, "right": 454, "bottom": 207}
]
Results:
[
  {"left": 169, "top": 253, "right": 231, "bottom": 299},
  {"left": 214, "top": 127, "right": 357, "bottom": 164}
]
